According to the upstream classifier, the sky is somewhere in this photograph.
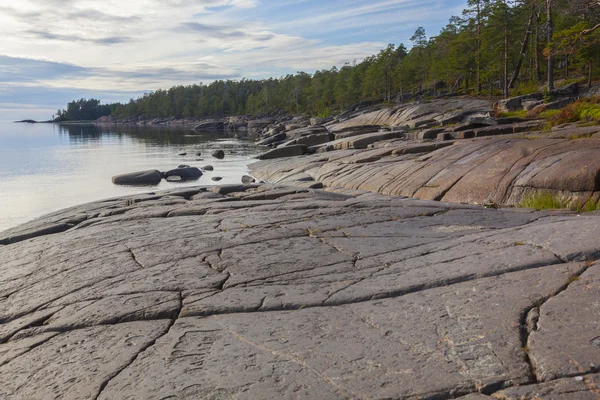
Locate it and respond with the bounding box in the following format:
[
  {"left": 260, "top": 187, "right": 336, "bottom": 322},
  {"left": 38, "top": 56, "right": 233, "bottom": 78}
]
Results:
[{"left": 0, "top": 0, "right": 468, "bottom": 120}]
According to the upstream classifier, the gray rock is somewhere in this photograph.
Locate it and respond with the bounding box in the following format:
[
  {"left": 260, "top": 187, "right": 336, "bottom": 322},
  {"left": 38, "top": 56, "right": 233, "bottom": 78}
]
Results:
[
  {"left": 241, "top": 175, "right": 256, "bottom": 183},
  {"left": 550, "top": 82, "right": 579, "bottom": 97},
  {"left": 201, "top": 165, "right": 214, "bottom": 171},
  {"left": 256, "top": 144, "right": 307, "bottom": 160},
  {"left": 112, "top": 170, "right": 163, "bottom": 186},
  {"left": 256, "top": 132, "right": 287, "bottom": 146},
  {"left": 193, "top": 120, "right": 224, "bottom": 130},
  {"left": 211, "top": 150, "right": 225, "bottom": 159},
  {"left": 527, "top": 264, "right": 600, "bottom": 382},
  {"left": 211, "top": 177, "right": 223, "bottom": 181},
  {"left": 545, "top": 97, "right": 578, "bottom": 110},
  {"left": 163, "top": 167, "right": 203, "bottom": 181},
  {"left": 496, "top": 93, "right": 544, "bottom": 112},
  {"left": 1, "top": 184, "right": 599, "bottom": 399},
  {"left": 495, "top": 373, "right": 600, "bottom": 399}
]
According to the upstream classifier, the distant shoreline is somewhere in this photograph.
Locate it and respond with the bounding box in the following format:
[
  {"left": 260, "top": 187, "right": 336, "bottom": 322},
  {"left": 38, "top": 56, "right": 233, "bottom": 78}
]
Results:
[{"left": 14, "top": 120, "right": 97, "bottom": 125}]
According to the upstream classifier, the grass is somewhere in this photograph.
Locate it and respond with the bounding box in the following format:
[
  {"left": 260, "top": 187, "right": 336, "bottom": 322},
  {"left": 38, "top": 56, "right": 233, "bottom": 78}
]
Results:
[
  {"left": 520, "top": 191, "right": 600, "bottom": 212},
  {"left": 520, "top": 191, "right": 569, "bottom": 210},
  {"left": 496, "top": 110, "right": 528, "bottom": 119}
]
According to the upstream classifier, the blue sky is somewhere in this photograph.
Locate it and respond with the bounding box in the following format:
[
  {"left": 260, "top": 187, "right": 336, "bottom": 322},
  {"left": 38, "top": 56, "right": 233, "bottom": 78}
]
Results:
[{"left": 0, "top": 0, "right": 467, "bottom": 120}]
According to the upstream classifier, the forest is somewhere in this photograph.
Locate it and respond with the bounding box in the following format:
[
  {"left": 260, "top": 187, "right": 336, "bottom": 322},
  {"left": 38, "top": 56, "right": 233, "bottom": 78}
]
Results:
[{"left": 55, "top": 0, "right": 600, "bottom": 121}]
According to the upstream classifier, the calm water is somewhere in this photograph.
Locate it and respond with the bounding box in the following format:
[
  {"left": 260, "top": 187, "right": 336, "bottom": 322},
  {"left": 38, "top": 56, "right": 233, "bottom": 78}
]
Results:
[{"left": 0, "top": 122, "right": 262, "bottom": 232}]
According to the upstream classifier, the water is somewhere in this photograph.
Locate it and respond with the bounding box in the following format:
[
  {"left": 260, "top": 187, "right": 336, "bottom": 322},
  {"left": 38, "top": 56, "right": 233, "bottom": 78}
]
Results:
[{"left": 0, "top": 122, "right": 262, "bottom": 232}]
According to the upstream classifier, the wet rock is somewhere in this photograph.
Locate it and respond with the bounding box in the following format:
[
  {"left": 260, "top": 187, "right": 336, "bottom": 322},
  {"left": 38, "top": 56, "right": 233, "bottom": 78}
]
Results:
[
  {"left": 211, "top": 150, "right": 225, "bottom": 159},
  {"left": 177, "top": 152, "right": 187, "bottom": 156},
  {"left": 163, "top": 167, "right": 203, "bottom": 181},
  {"left": 201, "top": 165, "right": 214, "bottom": 171},
  {"left": 193, "top": 120, "right": 224, "bottom": 130},
  {"left": 112, "top": 170, "right": 163, "bottom": 186},
  {"left": 211, "top": 177, "right": 223, "bottom": 181}
]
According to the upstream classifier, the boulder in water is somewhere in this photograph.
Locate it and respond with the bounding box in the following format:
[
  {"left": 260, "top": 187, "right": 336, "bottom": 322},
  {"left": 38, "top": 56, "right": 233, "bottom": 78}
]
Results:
[
  {"left": 112, "top": 170, "right": 163, "bottom": 186},
  {"left": 163, "top": 167, "right": 203, "bottom": 181},
  {"left": 212, "top": 150, "right": 225, "bottom": 159}
]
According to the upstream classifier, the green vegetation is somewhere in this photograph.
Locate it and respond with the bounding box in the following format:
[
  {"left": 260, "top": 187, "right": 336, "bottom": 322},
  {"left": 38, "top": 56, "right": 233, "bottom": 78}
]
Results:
[
  {"left": 58, "top": 1, "right": 600, "bottom": 120},
  {"left": 54, "top": 98, "right": 121, "bottom": 122},
  {"left": 520, "top": 190, "right": 600, "bottom": 212},
  {"left": 520, "top": 191, "right": 569, "bottom": 210},
  {"left": 548, "top": 97, "right": 600, "bottom": 126},
  {"left": 496, "top": 110, "right": 528, "bottom": 119}
]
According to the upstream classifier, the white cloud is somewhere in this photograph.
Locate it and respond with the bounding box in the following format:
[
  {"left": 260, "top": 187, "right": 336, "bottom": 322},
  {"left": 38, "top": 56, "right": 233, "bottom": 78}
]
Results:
[{"left": 0, "top": 0, "right": 465, "bottom": 112}]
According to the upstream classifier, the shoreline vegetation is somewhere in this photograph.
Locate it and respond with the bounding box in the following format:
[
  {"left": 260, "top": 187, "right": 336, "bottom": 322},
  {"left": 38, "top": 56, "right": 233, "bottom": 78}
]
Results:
[{"left": 43, "top": 1, "right": 600, "bottom": 126}]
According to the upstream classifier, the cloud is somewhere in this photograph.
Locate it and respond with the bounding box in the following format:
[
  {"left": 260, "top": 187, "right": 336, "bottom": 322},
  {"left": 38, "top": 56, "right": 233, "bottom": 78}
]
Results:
[
  {"left": 0, "top": 54, "right": 90, "bottom": 82},
  {"left": 0, "top": 0, "right": 468, "bottom": 118},
  {"left": 24, "top": 30, "right": 133, "bottom": 45}
]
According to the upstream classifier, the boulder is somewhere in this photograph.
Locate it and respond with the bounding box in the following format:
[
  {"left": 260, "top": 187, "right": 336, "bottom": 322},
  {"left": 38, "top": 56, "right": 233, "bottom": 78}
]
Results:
[
  {"left": 112, "top": 170, "right": 163, "bottom": 186},
  {"left": 256, "top": 132, "right": 287, "bottom": 146},
  {"left": 310, "top": 117, "right": 333, "bottom": 126},
  {"left": 256, "top": 145, "right": 307, "bottom": 160},
  {"left": 193, "top": 120, "right": 224, "bottom": 131},
  {"left": 280, "top": 133, "right": 332, "bottom": 148},
  {"left": 545, "top": 97, "right": 578, "bottom": 110},
  {"left": 464, "top": 114, "right": 498, "bottom": 126},
  {"left": 241, "top": 175, "right": 256, "bottom": 183},
  {"left": 550, "top": 82, "right": 578, "bottom": 97},
  {"left": 522, "top": 100, "right": 544, "bottom": 111},
  {"left": 212, "top": 150, "right": 225, "bottom": 159},
  {"left": 163, "top": 167, "right": 203, "bottom": 181},
  {"left": 496, "top": 93, "right": 544, "bottom": 112},
  {"left": 211, "top": 177, "right": 223, "bottom": 181},
  {"left": 201, "top": 165, "right": 214, "bottom": 171}
]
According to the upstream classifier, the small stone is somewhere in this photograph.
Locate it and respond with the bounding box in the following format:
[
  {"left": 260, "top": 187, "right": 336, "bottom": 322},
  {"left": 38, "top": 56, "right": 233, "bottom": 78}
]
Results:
[
  {"left": 177, "top": 152, "right": 187, "bottom": 156},
  {"left": 241, "top": 175, "right": 256, "bottom": 184},
  {"left": 211, "top": 177, "right": 223, "bottom": 182},
  {"left": 212, "top": 150, "right": 225, "bottom": 159},
  {"left": 201, "top": 165, "right": 214, "bottom": 171}
]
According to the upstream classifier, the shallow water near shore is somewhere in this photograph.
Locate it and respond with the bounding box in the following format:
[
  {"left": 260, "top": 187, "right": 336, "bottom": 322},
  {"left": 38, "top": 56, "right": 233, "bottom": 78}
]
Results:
[{"left": 0, "top": 121, "right": 261, "bottom": 232}]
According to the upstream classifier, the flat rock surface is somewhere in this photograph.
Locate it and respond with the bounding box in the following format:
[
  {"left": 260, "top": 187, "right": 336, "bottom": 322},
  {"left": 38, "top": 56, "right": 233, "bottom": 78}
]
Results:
[{"left": 1, "top": 184, "right": 599, "bottom": 399}]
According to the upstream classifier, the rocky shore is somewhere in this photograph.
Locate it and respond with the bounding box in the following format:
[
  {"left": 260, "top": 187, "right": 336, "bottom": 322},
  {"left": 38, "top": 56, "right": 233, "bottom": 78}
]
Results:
[
  {"left": 0, "top": 182, "right": 599, "bottom": 399},
  {"left": 248, "top": 93, "right": 600, "bottom": 209},
  {"left": 2, "top": 90, "right": 600, "bottom": 399}
]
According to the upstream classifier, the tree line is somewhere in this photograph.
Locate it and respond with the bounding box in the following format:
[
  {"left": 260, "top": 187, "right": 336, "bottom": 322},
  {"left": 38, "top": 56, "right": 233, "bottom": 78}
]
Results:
[{"left": 57, "top": 0, "right": 600, "bottom": 121}]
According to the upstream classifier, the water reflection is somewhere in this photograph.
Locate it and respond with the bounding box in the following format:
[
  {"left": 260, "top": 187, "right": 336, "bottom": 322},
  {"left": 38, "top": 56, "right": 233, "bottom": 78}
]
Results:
[
  {"left": 0, "top": 122, "right": 262, "bottom": 232},
  {"left": 57, "top": 123, "right": 241, "bottom": 147}
]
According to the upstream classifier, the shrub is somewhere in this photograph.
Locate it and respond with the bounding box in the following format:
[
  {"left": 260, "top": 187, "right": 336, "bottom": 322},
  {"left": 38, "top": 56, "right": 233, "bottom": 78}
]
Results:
[{"left": 548, "top": 97, "right": 600, "bottom": 126}]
